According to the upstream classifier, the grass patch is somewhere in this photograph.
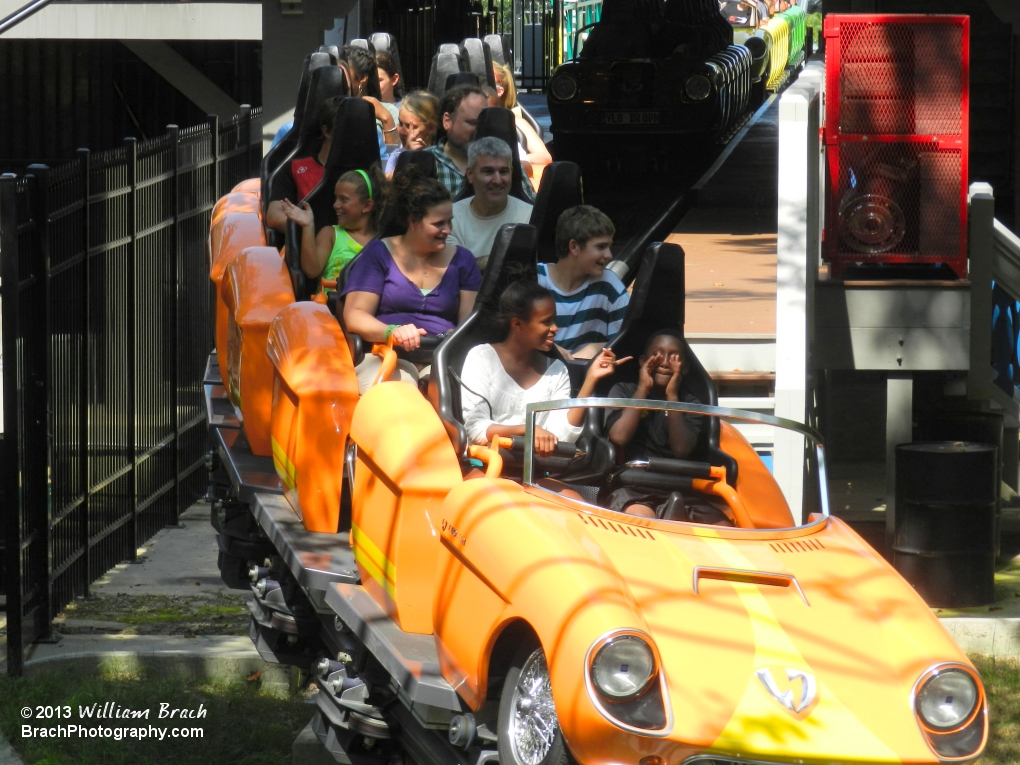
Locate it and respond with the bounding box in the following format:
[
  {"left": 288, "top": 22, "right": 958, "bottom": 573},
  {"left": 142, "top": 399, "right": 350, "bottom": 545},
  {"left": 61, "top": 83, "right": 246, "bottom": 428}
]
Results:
[
  {"left": 0, "top": 665, "right": 312, "bottom": 765},
  {"left": 56, "top": 593, "right": 250, "bottom": 636},
  {"left": 974, "top": 655, "right": 1020, "bottom": 765}
]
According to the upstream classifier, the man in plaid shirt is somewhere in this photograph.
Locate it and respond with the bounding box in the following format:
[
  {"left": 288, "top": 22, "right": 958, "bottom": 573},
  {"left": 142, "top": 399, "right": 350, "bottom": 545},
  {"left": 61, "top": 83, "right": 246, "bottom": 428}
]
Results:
[{"left": 425, "top": 85, "right": 488, "bottom": 198}]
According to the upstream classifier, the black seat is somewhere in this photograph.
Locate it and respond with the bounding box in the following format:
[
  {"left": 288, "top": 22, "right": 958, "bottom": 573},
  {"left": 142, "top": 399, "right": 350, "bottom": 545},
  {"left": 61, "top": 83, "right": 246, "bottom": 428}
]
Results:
[
  {"left": 484, "top": 34, "right": 512, "bottom": 68},
  {"left": 579, "top": 0, "right": 662, "bottom": 59},
  {"left": 261, "top": 51, "right": 334, "bottom": 219},
  {"left": 453, "top": 106, "right": 530, "bottom": 203},
  {"left": 597, "top": 241, "right": 737, "bottom": 486},
  {"left": 431, "top": 223, "right": 539, "bottom": 455},
  {"left": 460, "top": 38, "right": 495, "bottom": 88},
  {"left": 370, "top": 32, "right": 401, "bottom": 69},
  {"left": 528, "top": 161, "right": 583, "bottom": 264},
  {"left": 444, "top": 71, "right": 481, "bottom": 93},
  {"left": 318, "top": 45, "right": 340, "bottom": 64},
  {"left": 283, "top": 97, "right": 381, "bottom": 299},
  {"left": 428, "top": 49, "right": 466, "bottom": 96}
]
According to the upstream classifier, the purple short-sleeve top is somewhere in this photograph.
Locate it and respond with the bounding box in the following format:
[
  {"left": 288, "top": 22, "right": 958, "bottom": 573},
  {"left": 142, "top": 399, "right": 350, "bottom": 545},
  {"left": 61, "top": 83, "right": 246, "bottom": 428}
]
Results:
[{"left": 340, "top": 239, "right": 482, "bottom": 335}]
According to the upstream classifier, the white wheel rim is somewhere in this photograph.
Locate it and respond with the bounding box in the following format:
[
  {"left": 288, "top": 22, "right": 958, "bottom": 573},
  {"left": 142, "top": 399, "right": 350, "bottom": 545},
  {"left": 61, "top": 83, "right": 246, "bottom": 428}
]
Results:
[{"left": 508, "top": 650, "right": 558, "bottom": 765}]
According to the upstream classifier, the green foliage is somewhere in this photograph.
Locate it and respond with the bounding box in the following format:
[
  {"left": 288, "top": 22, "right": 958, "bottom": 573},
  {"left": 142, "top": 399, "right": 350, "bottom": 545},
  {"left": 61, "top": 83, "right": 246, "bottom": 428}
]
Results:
[
  {"left": 0, "top": 669, "right": 311, "bottom": 765},
  {"left": 972, "top": 655, "right": 1020, "bottom": 765}
]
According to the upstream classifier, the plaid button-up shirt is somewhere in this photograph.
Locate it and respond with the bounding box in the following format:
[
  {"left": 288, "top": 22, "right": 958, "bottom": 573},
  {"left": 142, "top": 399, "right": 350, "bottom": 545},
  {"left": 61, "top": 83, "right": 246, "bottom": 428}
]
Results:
[{"left": 425, "top": 142, "right": 467, "bottom": 197}]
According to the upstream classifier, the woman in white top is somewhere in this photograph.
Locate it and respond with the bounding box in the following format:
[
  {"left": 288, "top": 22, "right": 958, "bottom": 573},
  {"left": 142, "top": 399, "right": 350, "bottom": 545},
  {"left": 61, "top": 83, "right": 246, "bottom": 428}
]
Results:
[{"left": 460, "top": 281, "right": 628, "bottom": 457}]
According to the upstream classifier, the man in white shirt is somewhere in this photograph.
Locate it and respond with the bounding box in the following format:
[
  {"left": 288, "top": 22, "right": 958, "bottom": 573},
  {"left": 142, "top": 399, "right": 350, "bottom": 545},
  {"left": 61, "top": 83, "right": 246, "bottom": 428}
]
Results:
[{"left": 448, "top": 136, "right": 533, "bottom": 271}]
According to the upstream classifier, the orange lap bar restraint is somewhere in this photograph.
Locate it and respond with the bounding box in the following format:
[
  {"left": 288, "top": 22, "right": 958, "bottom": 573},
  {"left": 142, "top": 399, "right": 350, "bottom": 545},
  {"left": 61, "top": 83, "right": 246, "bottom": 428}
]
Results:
[
  {"left": 221, "top": 247, "right": 295, "bottom": 456},
  {"left": 267, "top": 302, "right": 360, "bottom": 533}
]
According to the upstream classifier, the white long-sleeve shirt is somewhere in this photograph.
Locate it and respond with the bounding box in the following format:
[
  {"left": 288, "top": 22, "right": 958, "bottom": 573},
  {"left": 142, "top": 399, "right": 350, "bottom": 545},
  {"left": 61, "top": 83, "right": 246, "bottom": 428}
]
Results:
[{"left": 460, "top": 344, "right": 583, "bottom": 446}]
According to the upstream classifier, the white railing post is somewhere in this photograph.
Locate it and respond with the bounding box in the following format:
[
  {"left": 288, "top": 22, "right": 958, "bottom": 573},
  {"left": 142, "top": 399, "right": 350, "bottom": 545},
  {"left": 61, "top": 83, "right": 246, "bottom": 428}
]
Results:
[
  {"left": 774, "top": 74, "right": 823, "bottom": 516},
  {"left": 967, "top": 182, "right": 995, "bottom": 402}
]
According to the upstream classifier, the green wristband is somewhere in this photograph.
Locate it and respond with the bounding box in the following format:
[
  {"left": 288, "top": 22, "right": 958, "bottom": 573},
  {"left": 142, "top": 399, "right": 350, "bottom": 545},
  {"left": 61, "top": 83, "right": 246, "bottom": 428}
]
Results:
[{"left": 384, "top": 324, "right": 399, "bottom": 341}]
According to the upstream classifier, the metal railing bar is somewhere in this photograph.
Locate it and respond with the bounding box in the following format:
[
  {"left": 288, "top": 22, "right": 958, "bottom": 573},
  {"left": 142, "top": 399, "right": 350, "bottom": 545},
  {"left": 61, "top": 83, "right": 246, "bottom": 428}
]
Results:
[{"left": 0, "top": 0, "right": 52, "bottom": 36}]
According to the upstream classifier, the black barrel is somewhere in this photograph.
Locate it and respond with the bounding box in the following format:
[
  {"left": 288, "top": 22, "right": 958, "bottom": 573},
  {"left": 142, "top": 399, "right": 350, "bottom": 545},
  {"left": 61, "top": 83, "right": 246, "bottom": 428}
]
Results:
[
  {"left": 920, "top": 410, "right": 1003, "bottom": 555},
  {"left": 893, "top": 442, "right": 997, "bottom": 607}
]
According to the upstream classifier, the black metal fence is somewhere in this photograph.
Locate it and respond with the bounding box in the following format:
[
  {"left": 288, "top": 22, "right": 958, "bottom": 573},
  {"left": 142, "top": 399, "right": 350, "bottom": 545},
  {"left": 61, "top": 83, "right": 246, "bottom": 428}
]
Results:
[{"left": 0, "top": 107, "right": 262, "bottom": 677}]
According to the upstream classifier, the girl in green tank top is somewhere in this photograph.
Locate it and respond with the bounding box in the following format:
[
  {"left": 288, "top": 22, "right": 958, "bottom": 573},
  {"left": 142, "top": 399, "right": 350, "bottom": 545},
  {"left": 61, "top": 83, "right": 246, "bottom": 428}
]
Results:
[{"left": 279, "top": 166, "right": 387, "bottom": 293}]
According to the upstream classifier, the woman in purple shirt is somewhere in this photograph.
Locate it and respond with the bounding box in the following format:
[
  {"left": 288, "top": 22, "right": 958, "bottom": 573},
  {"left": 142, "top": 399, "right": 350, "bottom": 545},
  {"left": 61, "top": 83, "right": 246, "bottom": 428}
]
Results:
[{"left": 342, "top": 168, "right": 481, "bottom": 390}]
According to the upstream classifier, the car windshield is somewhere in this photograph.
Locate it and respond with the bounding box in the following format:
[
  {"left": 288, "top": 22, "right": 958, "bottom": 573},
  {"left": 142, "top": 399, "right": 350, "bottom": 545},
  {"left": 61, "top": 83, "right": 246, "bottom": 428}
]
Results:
[{"left": 520, "top": 398, "right": 829, "bottom": 530}]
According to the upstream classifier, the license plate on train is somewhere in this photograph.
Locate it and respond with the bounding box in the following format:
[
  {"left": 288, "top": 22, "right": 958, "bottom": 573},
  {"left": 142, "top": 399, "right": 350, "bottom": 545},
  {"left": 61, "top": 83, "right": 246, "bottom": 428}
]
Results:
[{"left": 605, "top": 111, "right": 661, "bottom": 125}]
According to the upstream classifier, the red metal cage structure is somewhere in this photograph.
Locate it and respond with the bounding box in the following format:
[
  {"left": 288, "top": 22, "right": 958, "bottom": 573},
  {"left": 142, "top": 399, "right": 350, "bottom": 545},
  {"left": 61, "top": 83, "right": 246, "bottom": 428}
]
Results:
[{"left": 823, "top": 14, "right": 969, "bottom": 279}]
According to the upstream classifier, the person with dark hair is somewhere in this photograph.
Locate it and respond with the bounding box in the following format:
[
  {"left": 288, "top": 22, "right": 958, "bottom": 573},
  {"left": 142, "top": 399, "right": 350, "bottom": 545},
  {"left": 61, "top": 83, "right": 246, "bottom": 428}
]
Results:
[
  {"left": 279, "top": 165, "right": 387, "bottom": 291},
  {"left": 343, "top": 44, "right": 400, "bottom": 151},
  {"left": 376, "top": 50, "right": 403, "bottom": 104},
  {"left": 342, "top": 167, "right": 481, "bottom": 392},
  {"left": 603, "top": 329, "right": 707, "bottom": 517},
  {"left": 538, "top": 205, "right": 629, "bottom": 359},
  {"left": 459, "top": 281, "right": 626, "bottom": 456},
  {"left": 266, "top": 96, "right": 343, "bottom": 234},
  {"left": 424, "top": 84, "right": 488, "bottom": 195}
]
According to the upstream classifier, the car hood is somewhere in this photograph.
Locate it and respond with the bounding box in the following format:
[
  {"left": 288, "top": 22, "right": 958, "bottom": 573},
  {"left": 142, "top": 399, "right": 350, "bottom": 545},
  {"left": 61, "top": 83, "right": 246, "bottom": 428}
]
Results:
[{"left": 569, "top": 510, "right": 970, "bottom": 762}]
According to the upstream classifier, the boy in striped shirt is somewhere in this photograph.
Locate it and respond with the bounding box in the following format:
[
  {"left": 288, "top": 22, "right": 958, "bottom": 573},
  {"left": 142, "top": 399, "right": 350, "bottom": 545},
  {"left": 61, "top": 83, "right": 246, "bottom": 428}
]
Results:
[{"left": 537, "top": 205, "right": 630, "bottom": 359}]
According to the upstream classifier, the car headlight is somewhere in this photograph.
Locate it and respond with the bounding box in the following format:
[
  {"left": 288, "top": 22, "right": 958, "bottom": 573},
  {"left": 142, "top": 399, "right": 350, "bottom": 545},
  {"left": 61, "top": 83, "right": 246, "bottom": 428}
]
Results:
[
  {"left": 684, "top": 74, "right": 712, "bottom": 101},
  {"left": 590, "top": 635, "right": 655, "bottom": 701},
  {"left": 916, "top": 669, "right": 978, "bottom": 730},
  {"left": 550, "top": 74, "right": 578, "bottom": 102}
]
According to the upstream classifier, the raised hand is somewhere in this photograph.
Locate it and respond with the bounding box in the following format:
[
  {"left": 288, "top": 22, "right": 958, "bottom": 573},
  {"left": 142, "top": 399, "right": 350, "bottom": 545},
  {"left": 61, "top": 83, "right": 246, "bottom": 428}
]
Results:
[
  {"left": 637, "top": 352, "right": 663, "bottom": 395},
  {"left": 586, "top": 348, "right": 632, "bottom": 383},
  {"left": 664, "top": 353, "right": 683, "bottom": 401},
  {"left": 279, "top": 199, "right": 314, "bottom": 228}
]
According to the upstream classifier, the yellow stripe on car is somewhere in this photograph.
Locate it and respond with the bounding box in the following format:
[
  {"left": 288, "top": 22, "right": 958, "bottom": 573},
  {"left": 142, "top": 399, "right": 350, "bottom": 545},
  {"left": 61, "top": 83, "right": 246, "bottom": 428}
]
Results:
[{"left": 351, "top": 522, "right": 397, "bottom": 598}]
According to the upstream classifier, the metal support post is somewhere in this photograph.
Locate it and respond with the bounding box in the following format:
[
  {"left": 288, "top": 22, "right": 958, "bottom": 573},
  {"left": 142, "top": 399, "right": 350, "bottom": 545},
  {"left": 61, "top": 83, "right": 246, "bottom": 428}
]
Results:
[{"left": 885, "top": 373, "right": 914, "bottom": 546}]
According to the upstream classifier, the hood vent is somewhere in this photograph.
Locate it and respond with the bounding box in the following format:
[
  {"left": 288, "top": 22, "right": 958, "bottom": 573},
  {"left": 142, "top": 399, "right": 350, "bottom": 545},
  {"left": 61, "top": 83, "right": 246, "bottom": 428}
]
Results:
[
  {"left": 770, "top": 539, "right": 825, "bottom": 553},
  {"left": 578, "top": 513, "right": 655, "bottom": 540}
]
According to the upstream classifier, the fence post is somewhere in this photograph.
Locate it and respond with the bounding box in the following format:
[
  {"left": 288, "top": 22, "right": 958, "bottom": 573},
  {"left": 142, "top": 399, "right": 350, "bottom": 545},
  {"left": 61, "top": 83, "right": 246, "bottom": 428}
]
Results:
[
  {"left": 1, "top": 173, "right": 25, "bottom": 676},
  {"left": 239, "top": 104, "right": 253, "bottom": 184},
  {"left": 169, "top": 125, "right": 181, "bottom": 522},
  {"left": 208, "top": 114, "right": 220, "bottom": 200},
  {"left": 125, "top": 136, "right": 139, "bottom": 557},
  {"left": 25, "top": 163, "right": 54, "bottom": 641},
  {"left": 77, "top": 148, "right": 91, "bottom": 596},
  {"left": 967, "top": 182, "right": 996, "bottom": 403}
]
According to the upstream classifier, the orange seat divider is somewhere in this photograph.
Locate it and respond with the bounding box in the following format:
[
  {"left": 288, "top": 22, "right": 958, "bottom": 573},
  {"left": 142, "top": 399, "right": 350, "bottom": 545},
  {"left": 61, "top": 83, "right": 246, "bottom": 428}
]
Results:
[
  {"left": 719, "top": 421, "right": 795, "bottom": 529},
  {"left": 349, "top": 383, "right": 463, "bottom": 634},
  {"left": 222, "top": 248, "right": 295, "bottom": 456},
  {"left": 267, "top": 302, "right": 359, "bottom": 533}
]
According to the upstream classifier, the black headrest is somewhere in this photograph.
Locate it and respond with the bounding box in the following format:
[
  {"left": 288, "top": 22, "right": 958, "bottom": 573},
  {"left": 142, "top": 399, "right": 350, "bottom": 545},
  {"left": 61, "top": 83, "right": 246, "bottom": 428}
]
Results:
[
  {"left": 300, "top": 66, "right": 349, "bottom": 138},
  {"left": 371, "top": 32, "right": 401, "bottom": 69},
  {"left": 428, "top": 51, "right": 466, "bottom": 96},
  {"left": 476, "top": 223, "right": 538, "bottom": 308},
  {"left": 460, "top": 38, "right": 496, "bottom": 88},
  {"left": 529, "top": 162, "right": 583, "bottom": 264},
  {"left": 394, "top": 149, "right": 437, "bottom": 178},
  {"left": 579, "top": 0, "right": 661, "bottom": 59},
  {"left": 348, "top": 38, "right": 375, "bottom": 55},
  {"left": 445, "top": 71, "right": 481, "bottom": 93},
  {"left": 484, "top": 33, "right": 512, "bottom": 67},
  {"left": 305, "top": 97, "right": 381, "bottom": 228},
  {"left": 318, "top": 45, "right": 340, "bottom": 64},
  {"left": 261, "top": 51, "right": 332, "bottom": 201},
  {"left": 453, "top": 106, "right": 529, "bottom": 203},
  {"left": 376, "top": 150, "right": 438, "bottom": 238}
]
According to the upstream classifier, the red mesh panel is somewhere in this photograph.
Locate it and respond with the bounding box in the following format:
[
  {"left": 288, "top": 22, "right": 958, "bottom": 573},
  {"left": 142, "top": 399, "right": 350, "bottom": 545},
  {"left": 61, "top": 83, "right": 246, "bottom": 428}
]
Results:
[{"left": 824, "top": 15, "right": 968, "bottom": 278}]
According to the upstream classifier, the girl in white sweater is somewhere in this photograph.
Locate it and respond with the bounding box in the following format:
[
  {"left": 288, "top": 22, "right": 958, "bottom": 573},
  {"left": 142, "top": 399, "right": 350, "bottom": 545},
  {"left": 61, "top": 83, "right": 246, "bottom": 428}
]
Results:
[{"left": 460, "top": 281, "right": 627, "bottom": 457}]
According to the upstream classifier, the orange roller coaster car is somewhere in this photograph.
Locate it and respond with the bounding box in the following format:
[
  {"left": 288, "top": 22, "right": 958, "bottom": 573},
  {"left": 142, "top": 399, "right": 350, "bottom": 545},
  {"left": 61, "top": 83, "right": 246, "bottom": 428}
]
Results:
[{"left": 339, "top": 385, "right": 987, "bottom": 765}]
